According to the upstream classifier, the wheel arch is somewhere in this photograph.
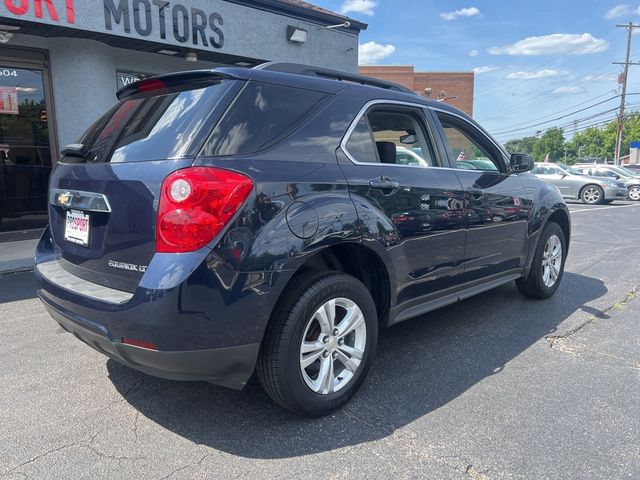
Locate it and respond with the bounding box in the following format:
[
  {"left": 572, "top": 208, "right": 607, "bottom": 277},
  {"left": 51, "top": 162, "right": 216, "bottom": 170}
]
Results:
[
  {"left": 523, "top": 206, "right": 571, "bottom": 279},
  {"left": 272, "top": 243, "right": 392, "bottom": 328}
]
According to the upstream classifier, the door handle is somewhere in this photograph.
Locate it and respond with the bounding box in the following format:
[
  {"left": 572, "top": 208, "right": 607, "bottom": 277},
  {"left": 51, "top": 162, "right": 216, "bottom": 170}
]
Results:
[{"left": 369, "top": 177, "right": 400, "bottom": 194}]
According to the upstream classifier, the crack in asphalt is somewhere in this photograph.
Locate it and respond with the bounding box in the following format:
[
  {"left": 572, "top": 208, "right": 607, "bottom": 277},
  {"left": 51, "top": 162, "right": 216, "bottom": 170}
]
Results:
[
  {"left": 466, "top": 464, "right": 491, "bottom": 480},
  {"left": 1, "top": 439, "right": 85, "bottom": 476},
  {"left": 341, "top": 406, "right": 487, "bottom": 478},
  {"left": 546, "top": 288, "right": 637, "bottom": 349},
  {"left": 158, "top": 452, "right": 212, "bottom": 480}
]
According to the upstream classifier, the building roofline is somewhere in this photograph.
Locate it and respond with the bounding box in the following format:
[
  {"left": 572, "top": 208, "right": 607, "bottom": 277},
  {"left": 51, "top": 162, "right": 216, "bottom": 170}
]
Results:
[{"left": 224, "top": 0, "right": 368, "bottom": 32}]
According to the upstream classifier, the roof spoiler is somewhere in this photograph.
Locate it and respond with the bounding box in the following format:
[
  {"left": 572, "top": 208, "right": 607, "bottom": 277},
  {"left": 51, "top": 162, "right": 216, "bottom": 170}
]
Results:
[
  {"left": 254, "top": 62, "right": 417, "bottom": 96},
  {"left": 116, "top": 70, "right": 241, "bottom": 100}
]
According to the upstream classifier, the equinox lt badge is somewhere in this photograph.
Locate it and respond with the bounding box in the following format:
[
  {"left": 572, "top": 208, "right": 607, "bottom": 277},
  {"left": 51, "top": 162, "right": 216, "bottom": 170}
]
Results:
[{"left": 108, "top": 260, "right": 147, "bottom": 273}]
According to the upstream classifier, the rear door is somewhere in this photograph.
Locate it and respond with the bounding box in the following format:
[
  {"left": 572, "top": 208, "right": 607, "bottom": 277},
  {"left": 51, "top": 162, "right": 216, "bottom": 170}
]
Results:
[
  {"left": 47, "top": 78, "right": 241, "bottom": 292},
  {"left": 534, "top": 164, "right": 572, "bottom": 197},
  {"left": 429, "top": 109, "right": 529, "bottom": 281},
  {"left": 338, "top": 101, "right": 467, "bottom": 310}
]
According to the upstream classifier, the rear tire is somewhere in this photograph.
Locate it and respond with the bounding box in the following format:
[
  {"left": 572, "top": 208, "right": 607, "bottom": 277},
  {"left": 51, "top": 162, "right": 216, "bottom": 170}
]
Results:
[
  {"left": 580, "top": 185, "right": 604, "bottom": 205},
  {"left": 257, "top": 271, "right": 378, "bottom": 416},
  {"left": 628, "top": 185, "right": 640, "bottom": 201},
  {"left": 516, "top": 222, "right": 566, "bottom": 299}
]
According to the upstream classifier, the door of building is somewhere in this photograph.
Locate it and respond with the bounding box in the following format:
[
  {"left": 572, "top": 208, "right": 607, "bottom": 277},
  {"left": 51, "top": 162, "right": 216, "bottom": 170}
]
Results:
[{"left": 0, "top": 48, "right": 56, "bottom": 236}]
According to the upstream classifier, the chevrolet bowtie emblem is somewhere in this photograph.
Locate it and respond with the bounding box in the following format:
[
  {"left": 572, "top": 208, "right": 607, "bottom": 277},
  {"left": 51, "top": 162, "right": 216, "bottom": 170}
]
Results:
[{"left": 57, "top": 192, "right": 73, "bottom": 206}]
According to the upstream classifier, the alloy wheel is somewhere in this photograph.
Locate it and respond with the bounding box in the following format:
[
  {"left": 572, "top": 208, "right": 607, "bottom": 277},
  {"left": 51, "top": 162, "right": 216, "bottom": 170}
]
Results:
[
  {"left": 541, "top": 234, "right": 562, "bottom": 288},
  {"left": 629, "top": 186, "right": 640, "bottom": 201},
  {"left": 582, "top": 186, "right": 601, "bottom": 204},
  {"left": 299, "top": 297, "right": 367, "bottom": 394}
]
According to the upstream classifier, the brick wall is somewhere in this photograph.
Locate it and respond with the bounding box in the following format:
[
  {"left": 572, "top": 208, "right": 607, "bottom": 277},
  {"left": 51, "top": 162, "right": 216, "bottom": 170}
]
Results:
[{"left": 358, "top": 65, "right": 475, "bottom": 116}]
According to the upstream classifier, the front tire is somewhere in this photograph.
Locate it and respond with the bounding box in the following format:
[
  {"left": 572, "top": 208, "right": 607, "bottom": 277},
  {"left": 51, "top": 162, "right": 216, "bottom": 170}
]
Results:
[
  {"left": 516, "top": 222, "right": 566, "bottom": 299},
  {"left": 257, "top": 271, "right": 378, "bottom": 416},
  {"left": 580, "top": 185, "right": 604, "bottom": 205}
]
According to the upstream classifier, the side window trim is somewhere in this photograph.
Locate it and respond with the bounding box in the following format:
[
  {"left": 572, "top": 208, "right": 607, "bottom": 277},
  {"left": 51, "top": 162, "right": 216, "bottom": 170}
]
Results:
[
  {"left": 341, "top": 99, "right": 443, "bottom": 168},
  {"left": 429, "top": 107, "right": 510, "bottom": 173}
]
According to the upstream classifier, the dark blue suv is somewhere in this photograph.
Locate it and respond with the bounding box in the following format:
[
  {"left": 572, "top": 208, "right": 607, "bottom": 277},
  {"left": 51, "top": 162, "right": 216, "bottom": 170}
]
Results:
[{"left": 35, "top": 63, "right": 570, "bottom": 416}]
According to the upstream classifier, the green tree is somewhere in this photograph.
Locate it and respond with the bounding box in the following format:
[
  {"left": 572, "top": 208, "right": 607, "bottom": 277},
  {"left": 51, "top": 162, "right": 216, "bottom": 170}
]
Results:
[
  {"left": 504, "top": 136, "right": 537, "bottom": 155},
  {"left": 532, "top": 127, "right": 565, "bottom": 162}
]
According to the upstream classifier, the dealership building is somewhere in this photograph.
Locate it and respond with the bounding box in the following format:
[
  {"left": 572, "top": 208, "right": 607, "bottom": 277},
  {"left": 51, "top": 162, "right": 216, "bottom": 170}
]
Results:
[{"left": 0, "top": 0, "right": 365, "bottom": 235}]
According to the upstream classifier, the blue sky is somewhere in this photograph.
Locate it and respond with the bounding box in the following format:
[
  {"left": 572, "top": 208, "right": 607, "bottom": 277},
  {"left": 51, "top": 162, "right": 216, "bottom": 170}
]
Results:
[{"left": 311, "top": 0, "right": 640, "bottom": 143}]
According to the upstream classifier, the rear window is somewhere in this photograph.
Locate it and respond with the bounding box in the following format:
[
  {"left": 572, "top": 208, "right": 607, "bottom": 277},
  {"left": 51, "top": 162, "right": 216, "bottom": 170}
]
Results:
[
  {"left": 66, "top": 80, "right": 236, "bottom": 163},
  {"left": 200, "top": 81, "right": 330, "bottom": 156}
]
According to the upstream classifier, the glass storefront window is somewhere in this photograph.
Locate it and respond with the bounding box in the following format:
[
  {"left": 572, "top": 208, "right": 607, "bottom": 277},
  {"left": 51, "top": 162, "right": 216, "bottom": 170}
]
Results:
[{"left": 0, "top": 66, "right": 52, "bottom": 233}]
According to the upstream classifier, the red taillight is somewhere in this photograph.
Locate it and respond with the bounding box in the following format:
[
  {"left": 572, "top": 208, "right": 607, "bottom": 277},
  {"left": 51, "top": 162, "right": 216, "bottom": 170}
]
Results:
[{"left": 156, "top": 167, "right": 253, "bottom": 253}]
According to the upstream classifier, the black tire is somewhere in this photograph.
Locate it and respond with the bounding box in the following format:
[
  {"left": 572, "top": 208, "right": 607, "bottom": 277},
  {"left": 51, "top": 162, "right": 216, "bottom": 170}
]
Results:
[
  {"left": 516, "top": 222, "right": 566, "bottom": 299},
  {"left": 579, "top": 184, "right": 604, "bottom": 205},
  {"left": 257, "top": 270, "right": 378, "bottom": 416},
  {"left": 628, "top": 185, "right": 640, "bottom": 201}
]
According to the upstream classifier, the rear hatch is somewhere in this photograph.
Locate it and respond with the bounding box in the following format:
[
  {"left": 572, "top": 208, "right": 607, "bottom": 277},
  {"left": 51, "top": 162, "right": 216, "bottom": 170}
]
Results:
[{"left": 48, "top": 73, "right": 243, "bottom": 292}]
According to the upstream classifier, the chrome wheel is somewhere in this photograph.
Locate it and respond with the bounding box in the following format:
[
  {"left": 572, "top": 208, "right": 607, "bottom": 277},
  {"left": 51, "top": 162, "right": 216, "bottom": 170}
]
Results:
[
  {"left": 582, "top": 186, "right": 601, "bottom": 204},
  {"left": 629, "top": 186, "right": 640, "bottom": 201},
  {"left": 542, "top": 234, "right": 562, "bottom": 288},
  {"left": 300, "top": 297, "right": 367, "bottom": 395}
]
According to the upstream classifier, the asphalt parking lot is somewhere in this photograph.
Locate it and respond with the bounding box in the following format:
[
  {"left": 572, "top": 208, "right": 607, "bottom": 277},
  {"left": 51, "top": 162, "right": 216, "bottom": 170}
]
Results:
[{"left": 1, "top": 201, "right": 639, "bottom": 480}]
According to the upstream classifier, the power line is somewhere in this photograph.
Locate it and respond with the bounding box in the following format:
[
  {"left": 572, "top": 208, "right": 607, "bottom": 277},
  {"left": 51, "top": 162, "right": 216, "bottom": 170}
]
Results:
[
  {"left": 491, "top": 92, "right": 618, "bottom": 131},
  {"left": 481, "top": 63, "right": 619, "bottom": 123},
  {"left": 491, "top": 96, "right": 620, "bottom": 135},
  {"left": 493, "top": 107, "right": 620, "bottom": 140},
  {"left": 474, "top": 28, "right": 626, "bottom": 98}
]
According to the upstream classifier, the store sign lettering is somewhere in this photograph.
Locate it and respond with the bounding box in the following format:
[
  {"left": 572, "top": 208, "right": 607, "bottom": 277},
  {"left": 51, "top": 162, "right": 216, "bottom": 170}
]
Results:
[
  {"left": 3, "top": 0, "right": 75, "bottom": 23},
  {"left": 1, "top": 0, "right": 224, "bottom": 50},
  {"left": 104, "top": 0, "right": 224, "bottom": 49}
]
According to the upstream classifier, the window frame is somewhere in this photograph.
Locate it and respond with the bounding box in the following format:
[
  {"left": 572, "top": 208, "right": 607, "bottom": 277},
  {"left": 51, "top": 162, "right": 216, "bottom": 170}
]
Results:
[
  {"left": 428, "top": 107, "right": 511, "bottom": 174},
  {"left": 341, "top": 99, "right": 443, "bottom": 168}
]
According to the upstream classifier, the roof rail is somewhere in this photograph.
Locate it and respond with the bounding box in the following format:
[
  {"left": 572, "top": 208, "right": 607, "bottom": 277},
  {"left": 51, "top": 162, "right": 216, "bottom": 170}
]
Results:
[{"left": 254, "top": 62, "right": 417, "bottom": 96}]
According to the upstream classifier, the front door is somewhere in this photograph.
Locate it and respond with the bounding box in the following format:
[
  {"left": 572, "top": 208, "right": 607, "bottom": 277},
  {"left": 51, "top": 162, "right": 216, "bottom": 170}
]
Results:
[
  {"left": 429, "top": 109, "right": 529, "bottom": 282},
  {"left": 532, "top": 163, "right": 572, "bottom": 197},
  {"left": 0, "top": 63, "right": 54, "bottom": 234},
  {"left": 338, "top": 102, "right": 467, "bottom": 314}
]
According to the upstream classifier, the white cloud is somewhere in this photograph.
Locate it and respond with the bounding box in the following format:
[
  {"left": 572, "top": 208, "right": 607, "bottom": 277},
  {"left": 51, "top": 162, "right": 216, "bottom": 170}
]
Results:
[
  {"left": 583, "top": 73, "right": 619, "bottom": 82},
  {"left": 552, "top": 86, "right": 585, "bottom": 95},
  {"left": 339, "top": 0, "right": 377, "bottom": 17},
  {"left": 603, "top": 4, "right": 640, "bottom": 19},
  {"left": 358, "top": 41, "right": 396, "bottom": 64},
  {"left": 440, "top": 7, "right": 481, "bottom": 21},
  {"left": 473, "top": 66, "right": 500, "bottom": 74},
  {"left": 506, "top": 69, "right": 568, "bottom": 80},
  {"left": 469, "top": 49, "right": 479, "bottom": 57},
  {"left": 488, "top": 33, "right": 609, "bottom": 56}
]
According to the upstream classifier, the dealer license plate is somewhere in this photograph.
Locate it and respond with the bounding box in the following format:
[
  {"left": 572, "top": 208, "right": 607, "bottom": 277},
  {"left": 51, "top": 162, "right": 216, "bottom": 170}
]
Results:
[{"left": 64, "top": 209, "right": 90, "bottom": 247}]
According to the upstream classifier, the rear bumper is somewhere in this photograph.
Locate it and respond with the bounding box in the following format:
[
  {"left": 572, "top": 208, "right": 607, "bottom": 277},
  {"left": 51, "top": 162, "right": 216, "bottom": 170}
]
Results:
[
  {"left": 34, "top": 226, "right": 292, "bottom": 390},
  {"left": 40, "top": 294, "right": 259, "bottom": 389}
]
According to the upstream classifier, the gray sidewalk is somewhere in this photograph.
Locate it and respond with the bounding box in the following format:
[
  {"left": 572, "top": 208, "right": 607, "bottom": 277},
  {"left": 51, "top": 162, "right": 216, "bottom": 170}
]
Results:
[{"left": 0, "top": 237, "right": 38, "bottom": 274}]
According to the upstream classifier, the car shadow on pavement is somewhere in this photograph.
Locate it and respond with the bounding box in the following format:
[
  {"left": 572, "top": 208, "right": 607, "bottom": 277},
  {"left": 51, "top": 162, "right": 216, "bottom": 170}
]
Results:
[
  {"left": 0, "top": 271, "right": 37, "bottom": 303},
  {"left": 107, "top": 271, "right": 606, "bottom": 459}
]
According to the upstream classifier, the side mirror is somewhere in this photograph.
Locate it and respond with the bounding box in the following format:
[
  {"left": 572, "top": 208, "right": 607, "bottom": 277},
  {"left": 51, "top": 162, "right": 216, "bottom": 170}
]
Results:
[{"left": 509, "top": 153, "right": 534, "bottom": 173}]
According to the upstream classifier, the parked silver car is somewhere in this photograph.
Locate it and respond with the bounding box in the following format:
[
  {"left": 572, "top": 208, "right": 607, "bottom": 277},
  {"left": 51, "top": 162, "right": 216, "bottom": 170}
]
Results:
[
  {"left": 532, "top": 163, "right": 628, "bottom": 204},
  {"left": 574, "top": 164, "right": 640, "bottom": 201}
]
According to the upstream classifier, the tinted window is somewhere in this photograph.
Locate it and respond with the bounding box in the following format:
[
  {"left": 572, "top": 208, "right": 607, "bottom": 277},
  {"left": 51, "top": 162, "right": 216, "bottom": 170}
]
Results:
[
  {"left": 435, "top": 112, "right": 504, "bottom": 171},
  {"left": 344, "top": 106, "right": 437, "bottom": 167},
  {"left": 69, "top": 81, "right": 236, "bottom": 163},
  {"left": 345, "top": 115, "right": 377, "bottom": 163},
  {"left": 201, "top": 82, "right": 329, "bottom": 156}
]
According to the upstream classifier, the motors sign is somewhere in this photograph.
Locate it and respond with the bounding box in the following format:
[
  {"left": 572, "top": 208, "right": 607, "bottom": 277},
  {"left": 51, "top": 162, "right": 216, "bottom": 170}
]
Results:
[{"left": 1, "top": 0, "right": 224, "bottom": 50}]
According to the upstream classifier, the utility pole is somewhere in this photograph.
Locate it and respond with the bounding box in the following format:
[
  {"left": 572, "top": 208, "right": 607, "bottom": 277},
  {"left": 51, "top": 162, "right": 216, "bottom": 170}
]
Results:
[{"left": 613, "top": 22, "right": 640, "bottom": 165}]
